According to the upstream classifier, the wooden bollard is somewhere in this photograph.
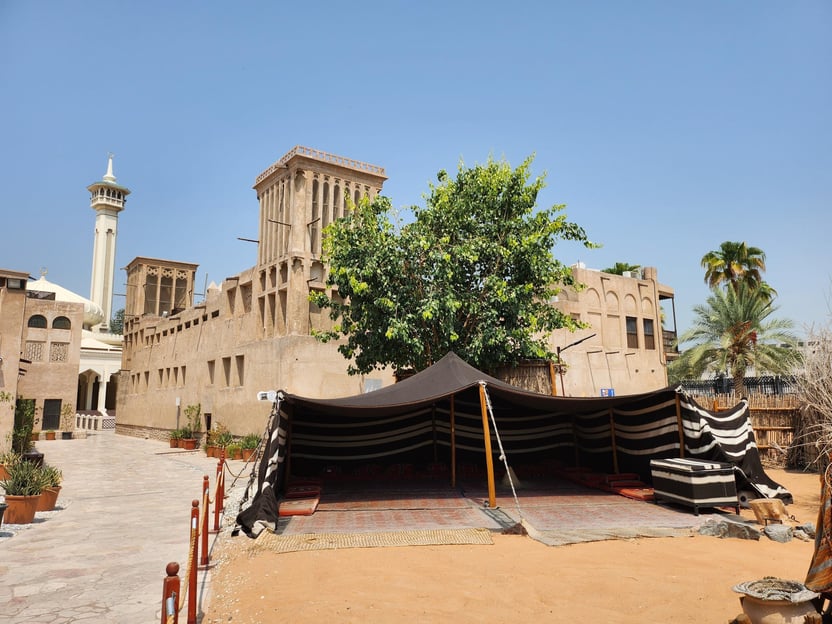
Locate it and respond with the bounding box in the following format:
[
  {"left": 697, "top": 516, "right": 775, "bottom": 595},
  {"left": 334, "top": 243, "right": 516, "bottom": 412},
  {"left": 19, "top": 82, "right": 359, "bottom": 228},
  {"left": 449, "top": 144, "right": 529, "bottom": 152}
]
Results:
[
  {"left": 200, "top": 476, "right": 210, "bottom": 567},
  {"left": 161, "top": 562, "right": 180, "bottom": 624},
  {"left": 188, "top": 500, "right": 198, "bottom": 624}
]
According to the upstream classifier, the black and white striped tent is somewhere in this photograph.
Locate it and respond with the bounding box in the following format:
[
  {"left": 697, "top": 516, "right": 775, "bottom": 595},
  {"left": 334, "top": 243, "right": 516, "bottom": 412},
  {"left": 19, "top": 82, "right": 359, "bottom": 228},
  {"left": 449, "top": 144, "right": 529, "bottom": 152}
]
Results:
[{"left": 237, "top": 352, "right": 789, "bottom": 537}]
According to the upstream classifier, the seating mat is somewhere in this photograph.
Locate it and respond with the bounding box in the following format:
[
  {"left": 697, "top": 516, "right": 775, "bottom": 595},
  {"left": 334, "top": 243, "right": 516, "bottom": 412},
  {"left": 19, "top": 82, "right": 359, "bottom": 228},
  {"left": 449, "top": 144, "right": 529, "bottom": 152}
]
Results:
[{"left": 278, "top": 497, "right": 320, "bottom": 516}]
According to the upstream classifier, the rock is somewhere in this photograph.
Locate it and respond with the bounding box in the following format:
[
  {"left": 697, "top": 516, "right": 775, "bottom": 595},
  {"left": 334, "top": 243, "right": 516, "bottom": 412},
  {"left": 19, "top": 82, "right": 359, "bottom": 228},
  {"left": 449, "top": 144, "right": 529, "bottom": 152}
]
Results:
[
  {"left": 698, "top": 517, "right": 761, "bottom": 540},
  {"left": 793, "top": 529, "right": 813, "bottom": 542},
  {"left": 796, "top": 522, "right": 816, "bottom": 539},
  {"left": 763, "top": 524, "right": 793, "bottom": 543}
]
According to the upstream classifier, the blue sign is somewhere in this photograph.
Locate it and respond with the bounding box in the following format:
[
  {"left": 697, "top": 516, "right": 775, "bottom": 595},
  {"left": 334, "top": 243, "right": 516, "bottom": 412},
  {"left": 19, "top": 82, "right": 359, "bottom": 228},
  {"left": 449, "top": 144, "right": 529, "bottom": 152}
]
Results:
[{"left": 601, "top": 388, "right": 615, "bottom": 397}]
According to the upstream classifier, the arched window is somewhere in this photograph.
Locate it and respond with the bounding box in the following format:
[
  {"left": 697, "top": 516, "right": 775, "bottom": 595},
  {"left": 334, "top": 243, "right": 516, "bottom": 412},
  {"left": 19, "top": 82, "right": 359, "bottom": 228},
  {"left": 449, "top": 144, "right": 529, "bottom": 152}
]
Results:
[
  {"left": 27, "top": 315, "right": 47, "bottom": 328},
  {"left": 52, "top": 316, "right": 71, "bottom": 330}
]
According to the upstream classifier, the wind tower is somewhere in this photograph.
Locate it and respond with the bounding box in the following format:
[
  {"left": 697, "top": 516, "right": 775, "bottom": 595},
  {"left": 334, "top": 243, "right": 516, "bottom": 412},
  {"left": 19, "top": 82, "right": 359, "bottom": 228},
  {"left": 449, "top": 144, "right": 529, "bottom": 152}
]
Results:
[{"left": 87, "top": 154, "right": 130, "bottom": 332}]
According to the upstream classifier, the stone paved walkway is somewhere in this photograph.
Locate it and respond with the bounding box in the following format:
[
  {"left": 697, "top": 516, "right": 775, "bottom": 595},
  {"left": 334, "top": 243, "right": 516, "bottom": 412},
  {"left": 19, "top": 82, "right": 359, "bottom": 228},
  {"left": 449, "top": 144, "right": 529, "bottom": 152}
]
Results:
[{"left": 0, "top": 433, "right": 228, "bottom": 624}]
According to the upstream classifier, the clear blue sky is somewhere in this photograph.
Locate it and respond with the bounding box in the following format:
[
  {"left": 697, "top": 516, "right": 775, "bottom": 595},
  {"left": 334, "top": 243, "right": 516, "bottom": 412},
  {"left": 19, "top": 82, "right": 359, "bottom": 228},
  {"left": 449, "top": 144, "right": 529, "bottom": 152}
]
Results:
[{"left": 1, "top": 1, "right": 829, "bottom": 337}]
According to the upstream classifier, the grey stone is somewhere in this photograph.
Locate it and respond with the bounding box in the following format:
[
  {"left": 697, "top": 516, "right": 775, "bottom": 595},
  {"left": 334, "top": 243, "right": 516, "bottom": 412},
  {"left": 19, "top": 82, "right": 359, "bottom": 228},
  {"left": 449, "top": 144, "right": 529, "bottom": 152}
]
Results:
[
  {"left": 698, "top": 517, "right": 761, "bottom": 540},
  {"left": 763, "top": 524, "right": 793, "bottom": 543},
  {"left": 796, "top": 522, "right": 816, "bottom": 538},
  {"left": 793, "top": 529, "right": 813, "bottom": 542}
]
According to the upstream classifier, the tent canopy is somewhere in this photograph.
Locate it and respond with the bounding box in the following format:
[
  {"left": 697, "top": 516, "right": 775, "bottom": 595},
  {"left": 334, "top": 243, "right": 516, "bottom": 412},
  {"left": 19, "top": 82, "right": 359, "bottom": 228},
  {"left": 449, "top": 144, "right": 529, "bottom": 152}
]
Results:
[{"left": 237, "top": 352, "right": 790, "bottom": 537}]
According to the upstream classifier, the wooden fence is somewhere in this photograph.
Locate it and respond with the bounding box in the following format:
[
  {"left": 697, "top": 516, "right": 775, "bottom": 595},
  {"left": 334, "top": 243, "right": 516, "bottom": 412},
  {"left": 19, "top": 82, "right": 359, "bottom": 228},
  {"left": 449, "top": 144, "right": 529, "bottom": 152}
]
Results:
[{"left": 692, "top": 393, "right": 800, "bottom": 465}]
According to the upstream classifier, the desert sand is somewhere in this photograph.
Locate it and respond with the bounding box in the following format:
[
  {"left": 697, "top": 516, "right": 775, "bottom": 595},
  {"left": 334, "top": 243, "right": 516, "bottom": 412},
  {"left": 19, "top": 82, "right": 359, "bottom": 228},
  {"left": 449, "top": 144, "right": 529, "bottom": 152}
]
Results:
[{"left": 203, "top": 468, "right": 824, "bottom": 623}]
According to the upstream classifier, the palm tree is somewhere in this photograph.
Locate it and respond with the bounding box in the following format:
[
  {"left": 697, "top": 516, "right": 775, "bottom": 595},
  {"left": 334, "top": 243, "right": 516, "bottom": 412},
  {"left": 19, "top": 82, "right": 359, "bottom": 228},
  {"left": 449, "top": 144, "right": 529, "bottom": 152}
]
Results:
[
  {"left": 672, "top": 283, "right": 800, "bottom": 396},
  {"left": 700, "top": 241, "right": 768, "bottom": 292},
  {"left": 602, "top": 262, "right": 641, "bottom": 276}
]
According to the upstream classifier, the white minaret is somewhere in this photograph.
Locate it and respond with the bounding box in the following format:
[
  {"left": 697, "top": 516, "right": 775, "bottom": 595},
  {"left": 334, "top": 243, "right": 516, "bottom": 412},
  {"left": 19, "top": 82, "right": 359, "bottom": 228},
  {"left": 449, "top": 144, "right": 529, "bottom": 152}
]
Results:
[{"left": 87, "top": 154, "right": 130, "bottom": 332}]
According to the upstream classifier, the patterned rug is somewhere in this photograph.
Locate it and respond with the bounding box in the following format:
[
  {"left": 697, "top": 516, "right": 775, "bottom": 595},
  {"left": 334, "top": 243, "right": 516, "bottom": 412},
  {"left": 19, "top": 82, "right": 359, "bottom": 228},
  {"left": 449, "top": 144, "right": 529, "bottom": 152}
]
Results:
[{"left": 249, "top": 527, "right": 494, "bottom": 553}]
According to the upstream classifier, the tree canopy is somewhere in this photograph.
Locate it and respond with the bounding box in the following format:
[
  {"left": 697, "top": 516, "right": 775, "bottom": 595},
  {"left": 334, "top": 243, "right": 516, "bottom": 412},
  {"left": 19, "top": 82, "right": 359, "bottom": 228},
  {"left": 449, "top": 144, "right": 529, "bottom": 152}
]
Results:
[
  {"left": 669, "top": 283, "right": 800, "bottom": 396},
  {"left": 310, "top": 155, "right": 596, "bottom": 375},
  {"left": 602, "top": 262, "right": 641, "bottom": 276},
  {"left": 700, "top": 241, "right": 774, "bottom": 298}
]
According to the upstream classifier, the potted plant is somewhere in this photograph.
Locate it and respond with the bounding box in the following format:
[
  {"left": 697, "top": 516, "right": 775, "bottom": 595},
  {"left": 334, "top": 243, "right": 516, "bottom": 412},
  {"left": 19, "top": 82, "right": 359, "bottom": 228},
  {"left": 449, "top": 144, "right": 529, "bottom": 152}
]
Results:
[
  {"left": 180, "top": 404, "right": 201, "bottom": 451},
  {"left": 0, "top": 459, "right": 45, "bottom": 524},
  {"left": 240, "top": 433, "right": 260, "bottom": 461},
  {"left": 44, "top": 430, "right": 56, "bottom": 441},
  {"left": 13, "top": 398, "right": 43, "bottom": 467},
  {"left": 225, "top": 442, "right": 242, "bottom": 461},
  {"left": 214, "top": 424, "right": 233, "bottom": 457},
  {"left": 60, "top": 404, "right": 75, "bottom": 440},
  {"left": 169, "top": 428, "right": 183, "bottom": 449},
  {"left": 0, "top": 449, "right": 20, "bottom": 481},
  {"left": 36, "top": 464, "right": 63, "bottom": 511}
]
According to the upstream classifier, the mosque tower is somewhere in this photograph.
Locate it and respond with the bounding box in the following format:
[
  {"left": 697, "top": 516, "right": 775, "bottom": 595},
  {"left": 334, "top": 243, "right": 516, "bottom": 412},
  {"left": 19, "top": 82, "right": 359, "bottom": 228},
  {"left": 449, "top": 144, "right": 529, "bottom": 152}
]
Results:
[{"left": 87, "top": 154, "right": 130, "bottom": 333}]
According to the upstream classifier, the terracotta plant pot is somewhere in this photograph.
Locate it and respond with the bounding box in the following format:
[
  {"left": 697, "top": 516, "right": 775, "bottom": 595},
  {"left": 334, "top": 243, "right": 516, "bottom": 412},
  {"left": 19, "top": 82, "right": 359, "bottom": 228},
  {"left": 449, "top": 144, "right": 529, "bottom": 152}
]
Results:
[
  {"left": 180, "top": 438, "right": 197, "bottom": 451},
  {"left": 36, "top": 486, "right": 61, "bottom": 511},
  {"left": 0, "top": 464, "right": 9, "bottom": 481},
  {"left": 206, "top": 445, "right": 218, "bottom": 458},
  {"left": 45, "top": 431, "right": 56, "bottom": 441},
  {"left": 4, "top": 494, "right": 41, "bottom": 524},
  {"left": 169, "top": 439, "right": 178, "bottom": 449},
  {"left": 241, "top": 448, "right": 254, "bottom": 461}
]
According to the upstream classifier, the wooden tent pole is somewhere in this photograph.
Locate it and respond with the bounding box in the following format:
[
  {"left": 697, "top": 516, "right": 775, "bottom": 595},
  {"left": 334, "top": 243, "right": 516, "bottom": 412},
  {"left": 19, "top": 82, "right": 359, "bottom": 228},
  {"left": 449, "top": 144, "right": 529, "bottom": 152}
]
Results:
[
  {"left": 450, "top": 396, "right": 457, "bottom": 488},
  {"left": 675, "top": 393, "right": 686, "bottom": 458},
  {"left": 609, "top": 407, "right": 619, "bottom": 474},
  {"left": 549, "top": 361, "right": 558, "bottom": 396},
  {"left": 479, "top": 384, "right": 497, "bottom": 508}
]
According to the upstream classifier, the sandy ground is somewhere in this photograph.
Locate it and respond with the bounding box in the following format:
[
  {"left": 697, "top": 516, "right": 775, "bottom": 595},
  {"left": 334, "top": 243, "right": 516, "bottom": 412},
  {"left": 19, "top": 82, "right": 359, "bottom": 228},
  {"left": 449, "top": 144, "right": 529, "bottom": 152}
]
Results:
[{"left": 203, "top": 468, "right": 823, "bottom": 623}]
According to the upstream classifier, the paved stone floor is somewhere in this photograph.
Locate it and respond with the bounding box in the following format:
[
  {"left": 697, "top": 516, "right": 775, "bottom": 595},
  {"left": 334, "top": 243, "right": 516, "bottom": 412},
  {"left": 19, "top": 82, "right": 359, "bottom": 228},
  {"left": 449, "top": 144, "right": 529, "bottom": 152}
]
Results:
[{"left": 0, "top": 433, "right": 229, "bottom": 624}]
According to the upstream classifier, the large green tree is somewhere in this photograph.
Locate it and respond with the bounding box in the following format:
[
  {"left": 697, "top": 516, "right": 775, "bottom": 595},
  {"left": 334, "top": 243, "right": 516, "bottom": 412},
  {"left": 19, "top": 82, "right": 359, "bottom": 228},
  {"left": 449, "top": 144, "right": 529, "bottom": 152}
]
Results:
[
  {"left": 311, "top": 155, "right": 596, "bottom": 375},
  {"left": 700, "top": 241, "right": 773, "bottom": 297},
  {"left": 670, "top": 283, "right": 800, "bottom": 396}
]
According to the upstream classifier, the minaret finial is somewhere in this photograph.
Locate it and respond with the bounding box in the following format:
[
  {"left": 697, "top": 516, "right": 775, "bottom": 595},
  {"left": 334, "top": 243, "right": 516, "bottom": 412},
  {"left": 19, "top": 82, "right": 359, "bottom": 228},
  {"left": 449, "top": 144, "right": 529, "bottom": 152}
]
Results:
[
  {"left": 40, "top": 267, "right": 47, "bottom": 278},
  {"left": 103, "top": 153, "right": 116, "bottom": 183}
]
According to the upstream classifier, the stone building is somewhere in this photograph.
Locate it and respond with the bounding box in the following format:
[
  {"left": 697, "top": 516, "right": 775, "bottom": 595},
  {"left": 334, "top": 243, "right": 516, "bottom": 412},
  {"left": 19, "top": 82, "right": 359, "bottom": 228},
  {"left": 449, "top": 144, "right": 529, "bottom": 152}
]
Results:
[
  {"left": 0, "top": 157, "right": 127, "bottom": 451},
  {"left": 546, "top": 264, "right": 677, "bottom": 397},
  {"left": 0, "top": 269, "right": 84, "bottom": 447},
  {"left": 117, "top": 147, "right": 390, "bottom": 439},
  {"left": 116, "top": 145, "right": 677, "bottom": 440}
]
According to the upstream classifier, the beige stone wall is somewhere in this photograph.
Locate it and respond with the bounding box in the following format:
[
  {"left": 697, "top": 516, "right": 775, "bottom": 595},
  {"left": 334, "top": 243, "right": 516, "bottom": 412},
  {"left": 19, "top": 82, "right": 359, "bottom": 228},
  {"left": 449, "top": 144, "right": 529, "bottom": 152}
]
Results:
[{"left": 0, "top": 272, "right": 28, "bottom": 451}]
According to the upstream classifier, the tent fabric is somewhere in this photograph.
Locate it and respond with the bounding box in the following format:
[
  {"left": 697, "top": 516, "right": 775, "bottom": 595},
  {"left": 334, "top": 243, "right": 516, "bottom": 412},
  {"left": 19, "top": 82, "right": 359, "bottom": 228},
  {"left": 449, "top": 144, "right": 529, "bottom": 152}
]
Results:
[
  {"left": 236, "top": 352, "right": 790, "bottom": 537},
  {"left": 806, "top": 469, "right": 832, "bottom": 593}
]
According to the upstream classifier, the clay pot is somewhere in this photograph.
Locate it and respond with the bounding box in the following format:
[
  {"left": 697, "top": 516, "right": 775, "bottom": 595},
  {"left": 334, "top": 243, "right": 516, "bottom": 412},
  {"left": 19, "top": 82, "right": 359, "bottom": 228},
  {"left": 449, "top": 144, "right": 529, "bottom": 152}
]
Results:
[
  {"left": 738, "top": 594, "right": 818, "bottom": 624},
  {"left": 36, "top": 486, "right": 61, "bottom": 511},
  {"left": 3, "top": 494, "right": 41, "bottom": 524},
  {"left": 180, "top": 439, "right": 197, "bottom": 451}
]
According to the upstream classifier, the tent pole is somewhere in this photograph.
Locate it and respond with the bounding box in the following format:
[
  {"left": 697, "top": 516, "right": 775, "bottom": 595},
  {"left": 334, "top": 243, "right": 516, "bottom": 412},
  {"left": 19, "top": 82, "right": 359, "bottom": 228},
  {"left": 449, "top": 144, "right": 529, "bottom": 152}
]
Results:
[
  {"left": 609, "top": 407, "right": 619, "bottom": 474},
  {"left": 450, "top": 396, "right": 456, "bottom": 488},
  {"left": 479, "top": 384, "right": 497, "bottom": 508},
  {"left": 548, "top": 360, "right": 558, "bottom": 396},
  {"left": 675, "top": 393, "right": 686, "bottom": 458}
]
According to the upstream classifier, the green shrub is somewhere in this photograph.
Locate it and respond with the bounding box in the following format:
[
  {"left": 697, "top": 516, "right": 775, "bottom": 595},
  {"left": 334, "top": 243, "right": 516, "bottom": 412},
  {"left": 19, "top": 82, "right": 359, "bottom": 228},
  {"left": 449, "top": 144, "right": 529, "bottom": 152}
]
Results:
[{"left": 1, "top": 460, "right": 45, "bottom": 496}]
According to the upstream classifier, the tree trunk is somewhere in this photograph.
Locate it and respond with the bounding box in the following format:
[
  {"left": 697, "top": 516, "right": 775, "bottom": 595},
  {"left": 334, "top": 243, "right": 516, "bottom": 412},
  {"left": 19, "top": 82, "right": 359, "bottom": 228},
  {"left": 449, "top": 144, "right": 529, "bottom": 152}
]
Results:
[{"left": 733, "top": 370, "right": 747, "bottom": 398}]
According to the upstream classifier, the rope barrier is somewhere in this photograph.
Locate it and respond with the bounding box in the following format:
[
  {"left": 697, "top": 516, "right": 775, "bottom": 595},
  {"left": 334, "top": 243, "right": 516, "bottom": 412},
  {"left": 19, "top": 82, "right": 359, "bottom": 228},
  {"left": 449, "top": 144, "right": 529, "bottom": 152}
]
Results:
[{"left": 178, "top": 501, "right": 199, "bottom": 618}]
